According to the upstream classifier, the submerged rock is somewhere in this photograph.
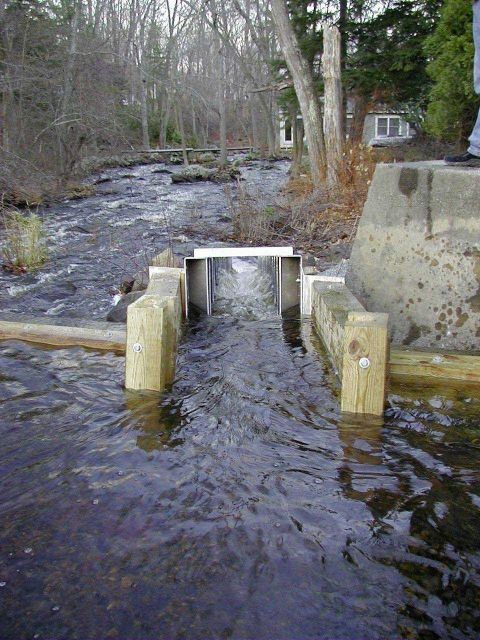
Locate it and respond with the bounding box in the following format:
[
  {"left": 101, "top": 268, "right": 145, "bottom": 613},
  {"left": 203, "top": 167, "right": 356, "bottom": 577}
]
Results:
[
  {"left": 209, "top": 166, "right": 241, "bottom": 183},
  {"left": 71, "top": 224, "right": 96, "bottom": 235},
  {"left": 131, "top": 268, "right": 149, "bottom": 292},
  {"left": 171, "top": 165, "right": 212, "bottom": 183},
  {"left": 106, "top": 291, "right": 144, "bottom": 323},
  {"left": 66, "top": 184, "right": 96, "bottom": 200},
  {"left": 171, "top": 164, "right": 240, "bottom": 184}
]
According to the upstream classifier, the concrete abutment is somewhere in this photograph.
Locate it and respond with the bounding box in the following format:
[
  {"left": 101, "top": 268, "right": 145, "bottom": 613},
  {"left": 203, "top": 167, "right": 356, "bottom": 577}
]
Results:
[{"left": 346, "top": 161, "right": 480, "bottom": 351}]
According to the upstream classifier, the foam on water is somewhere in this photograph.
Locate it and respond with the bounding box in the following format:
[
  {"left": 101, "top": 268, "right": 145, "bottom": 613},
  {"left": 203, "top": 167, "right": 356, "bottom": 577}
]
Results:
[{"left": 213, "top": 258, "right": 277, "bottom": 320}]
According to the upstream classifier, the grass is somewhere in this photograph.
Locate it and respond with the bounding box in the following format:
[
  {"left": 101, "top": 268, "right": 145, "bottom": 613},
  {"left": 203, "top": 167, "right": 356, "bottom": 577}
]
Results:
[{"left": 1, "top": 209, "right": 48, "bottom": 273}]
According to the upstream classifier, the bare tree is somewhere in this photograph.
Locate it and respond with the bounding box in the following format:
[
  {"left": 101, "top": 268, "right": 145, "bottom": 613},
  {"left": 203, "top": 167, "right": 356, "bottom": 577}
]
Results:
[
  {"left": 270, "top": 0, "right": 326, "bottom": 187},
  {"left": 322, "top": 25, "right": 343, "bottom": 188}
]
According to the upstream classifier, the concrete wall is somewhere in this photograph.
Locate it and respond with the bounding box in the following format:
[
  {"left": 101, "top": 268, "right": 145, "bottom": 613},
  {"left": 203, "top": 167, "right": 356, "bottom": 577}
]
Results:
[{"left": 346, "top": 161, "right": 480, "bottom": 351}]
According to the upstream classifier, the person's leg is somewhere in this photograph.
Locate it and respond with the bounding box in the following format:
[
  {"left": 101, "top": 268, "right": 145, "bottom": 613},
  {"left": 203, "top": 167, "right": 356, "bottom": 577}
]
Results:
[{"left": 467, "top": 0, "right": 480, "bottom": 156}]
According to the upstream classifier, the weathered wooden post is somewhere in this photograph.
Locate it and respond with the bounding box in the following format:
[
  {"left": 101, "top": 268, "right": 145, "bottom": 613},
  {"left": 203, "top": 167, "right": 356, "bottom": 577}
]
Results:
[
  {"left": 341, "top": 311, "right": 389, "bottom": 415},
  {"left": 310, "top": 280, "right": 389, "bottom": 416},
  {"left": 322, "top": 25, "right": 343, "bottom": 189},
  {"left": 125, "top": 267, "right": 184, "bottom": 392}
]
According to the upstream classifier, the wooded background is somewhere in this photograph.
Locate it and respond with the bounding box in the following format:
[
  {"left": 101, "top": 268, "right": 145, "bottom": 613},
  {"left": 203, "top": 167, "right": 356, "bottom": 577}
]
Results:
[{"left": 0, "top": 0, "right": 477, "bottom": 192}]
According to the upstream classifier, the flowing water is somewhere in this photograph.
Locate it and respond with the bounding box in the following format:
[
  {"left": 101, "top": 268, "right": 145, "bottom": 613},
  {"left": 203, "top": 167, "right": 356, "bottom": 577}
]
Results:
[{"left": 1, "top": 160, "right": 480, "bottom": 640}]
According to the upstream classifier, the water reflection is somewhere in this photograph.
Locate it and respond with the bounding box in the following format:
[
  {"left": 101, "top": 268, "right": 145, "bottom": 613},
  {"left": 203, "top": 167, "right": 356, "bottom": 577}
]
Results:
[{"left": 1, "top": 327, "right": 480, "bottom": 638}]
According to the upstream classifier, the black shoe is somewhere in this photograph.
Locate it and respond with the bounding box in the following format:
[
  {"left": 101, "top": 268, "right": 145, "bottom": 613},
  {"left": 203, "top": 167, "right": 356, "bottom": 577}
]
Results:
[{"left": 444, "top": 151, "right": 480, "bottom": 166}]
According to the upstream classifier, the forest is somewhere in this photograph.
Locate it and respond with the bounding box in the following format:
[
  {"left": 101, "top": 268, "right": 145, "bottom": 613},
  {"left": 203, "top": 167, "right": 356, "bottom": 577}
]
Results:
[{"left": 0, "top": 0, "right": 478, "bottom": 201}]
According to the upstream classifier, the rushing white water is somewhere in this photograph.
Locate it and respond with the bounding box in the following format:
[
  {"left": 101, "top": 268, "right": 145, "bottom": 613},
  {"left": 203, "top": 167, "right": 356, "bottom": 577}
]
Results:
[{"left": 212, "top": 257, "right": 276, "bottom": 320}]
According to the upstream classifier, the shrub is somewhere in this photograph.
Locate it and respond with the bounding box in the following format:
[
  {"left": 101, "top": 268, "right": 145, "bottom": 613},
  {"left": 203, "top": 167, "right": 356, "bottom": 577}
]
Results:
[
  {"left": 198, "top": 152, "right": 216, "bottom": 163},
  {"left": 1, "top": 210, "right": 48, "bottom": 272},
  {"left": 227, "top": 142, "right": 379, "bottom": 252},
  {"left": 186, "top": 134, "right": 199, "bottom": 148},
  {"left": 424, "top": 0, "right": 477, "bottom": 143},
  {"left": 166, "top": 122, "right": 181, "bottom": 145}
]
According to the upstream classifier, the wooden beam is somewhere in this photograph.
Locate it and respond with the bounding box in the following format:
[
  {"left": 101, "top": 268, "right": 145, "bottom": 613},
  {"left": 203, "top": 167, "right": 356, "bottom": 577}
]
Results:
[
  {"left": 125, "top": 267, "right": 184, "bottom": 392},
  {"left": 0, "top": 314, "right": 126, "bottom": 351},
  {"left": 311, "top": 281, "right": 364, "bottom": 375},
  {"left": 311, "top": 281, "right": 389, "bottom": 416},
  {"left": 119, "top": 147, "right": 252, "bottom": 155},
  {"left": 390, "top": 348, "right": 480, "bottom": 384},
  {"left": 310, "top": 280, "right": 480, "bottom": 414}
]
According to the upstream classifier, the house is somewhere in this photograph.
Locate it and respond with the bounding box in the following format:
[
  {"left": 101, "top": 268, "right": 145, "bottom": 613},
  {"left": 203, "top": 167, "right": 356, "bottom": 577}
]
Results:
[{"left": 279, "top": 104, "right": 414, "bottom": 148}]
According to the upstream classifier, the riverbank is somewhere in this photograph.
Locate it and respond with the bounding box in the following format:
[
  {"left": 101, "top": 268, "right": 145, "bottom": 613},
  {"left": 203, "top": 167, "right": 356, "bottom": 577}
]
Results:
[
  {"left": 0, "top": 152, "right": 186, "bottom": 208},
  {"left": 1, "top": 149, "right": 269, "bottom": 208},
  {"left": 0, "top": 156, "right": 288, "bottom": 319}
]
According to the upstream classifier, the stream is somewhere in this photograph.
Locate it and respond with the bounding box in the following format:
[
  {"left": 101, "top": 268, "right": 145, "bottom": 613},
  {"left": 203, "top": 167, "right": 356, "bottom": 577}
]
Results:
[{"left": 1, "top": 158, "right": 480, "bottom": 640}]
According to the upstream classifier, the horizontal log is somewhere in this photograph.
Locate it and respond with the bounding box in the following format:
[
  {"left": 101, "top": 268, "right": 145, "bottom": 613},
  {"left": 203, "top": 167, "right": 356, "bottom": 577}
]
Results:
[
  {"left": 0, "top": 314, "right": 126, "bottom": 352},
  {"left": 390, "top": 348, "right": 480, "bottom": 384},
  {"left": 119, "top": 147, "right": 253, "bottom": 154}
]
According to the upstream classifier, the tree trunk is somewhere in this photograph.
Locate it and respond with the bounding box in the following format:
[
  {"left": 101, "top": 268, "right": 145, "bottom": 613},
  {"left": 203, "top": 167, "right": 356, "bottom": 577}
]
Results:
[
  {"left": 322, "top": 25, "right": 343, "bottom": 188},
  {"left": 257, "top": 91, "right": 276, "bottom": 156},
  {"left": 297, "top": 118, "right": 304, "bottom": 165},
  {"left": 270, "top": 90, "right": 281, "bottom": 155},
  {"left": 218, "top": 44, "right": 228, "bottom": 168},
  {"left": 191, "top": 95, "right": 197, "bottom": 142},
  {"left": 139, "top": 70, "right": 150, "bottom": 149},
  {"left": 350, "top": 94, "right": 369, "bottom": 143},
  {"left": 175, "top": 100, "right": 189, "bottom": 166},
  {"left": 159, "top": 91, "right": 171, "bottom": 148},
  {"left": 270, "top": 0, "right": 326, "bottom": 188},
  {"left": 338, "top": 0, "right": 348, "bottom": 132},
  {"left": 59, "top": 0, "right": 81, "bottom": 178},
  {"left": 250, "top": 93, "right": 260, "bottom": 150},
  {"left": 290, "top": 106, "right": 299, "bottom": 175},
  {"left": 290, "top": 106, "right": 304, "bottom": 176}
]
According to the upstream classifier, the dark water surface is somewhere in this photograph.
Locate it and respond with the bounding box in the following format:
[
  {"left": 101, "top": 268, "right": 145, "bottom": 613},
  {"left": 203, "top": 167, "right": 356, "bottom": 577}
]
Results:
[{"left": 1, "top": 161, "right": 480, "bottom": 640}]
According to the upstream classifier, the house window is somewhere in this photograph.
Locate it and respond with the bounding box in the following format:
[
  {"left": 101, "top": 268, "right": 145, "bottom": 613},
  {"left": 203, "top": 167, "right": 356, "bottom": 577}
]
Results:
[
  {"left": 284, "top": 120, "right": 292, "bottom": 142},
  {"left": 376, "top": 116, "right": 402, "bottom": 137},
  {"left": 346, "top": 115, "right": 353, "bottom": 137}
]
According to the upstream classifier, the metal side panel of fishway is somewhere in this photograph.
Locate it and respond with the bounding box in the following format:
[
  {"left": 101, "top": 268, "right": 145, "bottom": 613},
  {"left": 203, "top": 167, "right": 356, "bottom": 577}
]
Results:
[
  {"left": 185, "top": 249, "right": 302, "bottom": 317},
  {"left": 280, "top": 256, "right": 302, "bottom": 313},
  {"left": 185, "top": 257, "right": 211, "bottom": 315}
]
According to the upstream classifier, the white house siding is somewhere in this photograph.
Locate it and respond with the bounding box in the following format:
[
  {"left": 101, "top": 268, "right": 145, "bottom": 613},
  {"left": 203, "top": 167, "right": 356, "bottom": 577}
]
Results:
[
  {"left": 279, "top": 118, "right": 294, "bottom": 148},
  {"left": 279, "top": 111, "right": 414, "bottom": 148},
  {"left": 362, "top": 114, "right": 413, "bottom": 144}
]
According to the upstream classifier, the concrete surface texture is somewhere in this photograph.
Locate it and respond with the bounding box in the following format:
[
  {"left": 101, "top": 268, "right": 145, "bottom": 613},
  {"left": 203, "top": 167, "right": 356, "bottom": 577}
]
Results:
[{"left": 346, "top": 161, "right": 480, "bottom": 351}]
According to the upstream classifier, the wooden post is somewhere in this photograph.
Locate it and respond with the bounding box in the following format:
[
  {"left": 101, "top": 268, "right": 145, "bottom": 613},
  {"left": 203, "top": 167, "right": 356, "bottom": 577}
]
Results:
[
  {"left": 341, "top": 311, "right": 389, "bottom": 416},
  {"left": 322, "top": 25, "right": 343, "bottom": 189},
  {"left": 310, "top": 281, "right": 389, "bottom": 416},
  {"left": 125, "top": 267, "right": 183, "bottom": 392}
]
